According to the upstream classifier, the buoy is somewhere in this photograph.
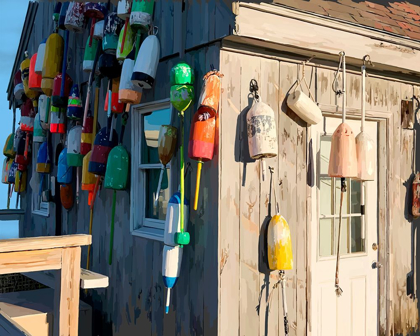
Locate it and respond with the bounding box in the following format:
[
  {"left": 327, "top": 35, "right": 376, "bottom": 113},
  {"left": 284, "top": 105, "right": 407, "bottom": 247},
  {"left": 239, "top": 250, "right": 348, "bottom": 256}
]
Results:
[
  {"left": 170, "top": 62, "right": 195, "bottom": 86},
  {"left": 36, "top": 142, "right": 51, "bottom": 174},
  {"left": 58, "top": 2, "right": 70, "bottom": 30},
  {"left": 58, "top": 148, "right": 73, "bottom": 184},
  {"left": 82, "top": 151, "right": 95, "bottom": 206},
  {"left": 42, "top": 33, "right": 64, "bottom": 96},
  {"left": 2, "top": 159, "right": 11, "bottom": 184},
  {"left": 267, "top": 214, "right": 293, "bottom": 270},
  {"left": 93, "top": 20, "right": 104, "bottom": 40},
  {"left": 170, "top": 85, "right": 194, "bottom": 113},
  {"left": 3, "top": 133, "right": 15, "bottom": 159},
  {"left": 131, "top": 33, "right": 160, "bottom": 89},
  {"left": 38, "top": 94, "right": 50, "bottom": 130},
  {"left": 21, "top": 52, "right": 40, "bottom": 111},
  {"left": 15, "top": 131, "right": 30, "bottom": 170},
  {"left": 35, "top": 39, "right": 47, "bottom": 75},
  {"left": 246, "top": 81, "right": 277, "bottom": 181},
  {"left": 60, "top": 184, "right": 74, "bottom": 210},
  {"left": 29, "top": 54, "right": 42, "bottom": 92},
  {"left": 103, "top": 12, "right": 124, "bottom": 55},
  {"left": 51, "top": 73, "right": 73, "bottom": 108},
  {"left": 162, "top": 245, "right": 183, "bottom": 314},
  {"left": 81, "top": 116, "right": 94, "bottom": 156},
  {"left": 130, "top": 0, "right": 155, "bottom": 32},
  {"left": 14, "top": 70, "right": 24, "bottom": 101},
  {"left": 20, "top": 99, "right": 35, "bottom": 133},
  {"left": 117, "top": 0, "right": 132, "bottom": 57},
  {"left": 116, "top": 22, "right": 134, "bottom": 61},
  {"left": 64, "top": 2, "right": 85, "bottom": 33},
  {"left": 104, "top": 77, "right": 124, "bottom": 114},
  {"left": 67, "top": 85, "right": 83, "bottom": 120},
  {"left": 8, "top": 161, "right": 17, "bottom": 185},
  {"left": 89, "top": 127, "right": 118, "bottom": 176},
  {"left": 83, "top": 37, "right": 99, "bottom": 72},
  {"left": 119, "top": 47, "right": 142, "bottom": 105},
  {"left": 84, "top": 2, "right": 108, "bottom": 47},
  {"left": 67, "top": 125, "right": 83, "bottom": 167},
  {"left": 155, "top": 126, "right": 177, "bottom": 206},
  {"left": 33, "top": 113, "right": 46, "bottom": 143},
  {"left": 49, "top": 106, "right": 66, "bottom": 134},
  {"left": 287, "top": 90, "right": 322, "bottom": 125},
  {"left": 164, "top": 192, "right": 189, "bottom": 246},
  {"left": 189, "top": 70, "right": 223, "bottom": 210},
  {"left": 14, "top": 170, "right": 27, "bottom": 193}
]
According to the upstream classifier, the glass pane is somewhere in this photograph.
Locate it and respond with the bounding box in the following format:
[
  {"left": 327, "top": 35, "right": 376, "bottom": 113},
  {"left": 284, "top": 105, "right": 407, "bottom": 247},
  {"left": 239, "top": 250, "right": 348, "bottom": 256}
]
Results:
[
  {"left": 319, "top": 218, "right": 334, "bottom": 257},
  {"left": 335, "top": 217, "right": 349, "bottom": 255},
  {"left": 141, "top": 108, "right": 171, "bottom": 164},
  {"left": 350, "top": 180, "right": 361, "bottom": 214},
  {"left": 145, "top": 168, "right": 171, "bottom": 220},
  {"left": 320, "top": 136, "right": 331, "bottom": 175},
  {"left": 320, "top": 177, "right": 333, "bottom": 216},
  {"left": 335, "top": 178, "right": 349, "bottom": 215},
  {"left": 351, "top": 217, "right": 364, "bottom": 253}
]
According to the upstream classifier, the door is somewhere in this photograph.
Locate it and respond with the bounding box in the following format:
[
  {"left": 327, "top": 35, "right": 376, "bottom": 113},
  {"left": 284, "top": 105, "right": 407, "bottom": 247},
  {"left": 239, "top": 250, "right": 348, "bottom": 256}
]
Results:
[{"left": 310, "top": 117, "right": 379, "bottom": 336}]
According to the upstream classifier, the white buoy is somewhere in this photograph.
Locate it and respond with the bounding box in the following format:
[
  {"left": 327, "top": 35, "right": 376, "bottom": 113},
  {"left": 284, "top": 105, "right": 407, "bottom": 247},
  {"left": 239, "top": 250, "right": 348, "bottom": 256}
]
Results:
[
  {"left": 162, "top": 245, "right": 183, "bottom": 314},
  {"left": 93, "top": 20, "right": 104, "bottom": 40},
  {"left": 163, "top": 191, "right": 189, "bottom": 246},
  {"left": 119, "top": 47, "right": 142, "bottom": 104},
  {"left": 67, "top": 125, "right": 83, "bottom": 167},
  {"left": 38, "top": 94, "right": 50, "bottom": 131},
  {"left": 131, "top": 33, "right": 160, "bottom": 89},
  {"left": 35, "top": 39, "right": 47, "bottom": 75},
  {"left": 287, "top": 90, "right": 322, "bottom": 125}
]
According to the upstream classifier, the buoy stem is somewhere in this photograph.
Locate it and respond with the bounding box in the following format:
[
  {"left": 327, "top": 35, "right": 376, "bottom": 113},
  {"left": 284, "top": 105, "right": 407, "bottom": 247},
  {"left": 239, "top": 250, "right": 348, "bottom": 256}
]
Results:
[
  {"left": 135, "top": 31, "right": 141, "bottom": 59},
  {"left": 87, "top": 207, "right": 93, "bottom": 270},
  {"left": 194, "top": 161, "right": 203, "bottom": 211},
  {"left": 154, "top": 167, "right": 164, "bottom": 207},
  {"left": 76, "top": 167, "right": 80, "bottom": 205},
  {"left": 180, "top": 113, "right": 185, "bottom": 233},
  {"left": 261, "top": 159, "right": 266, "bottom": 182},
  {"left": 6, "top": 185, "right": 10, "bottom": 210},
  {"left": 83, "top": 87, "right": 91, "bottom": 131},
  {"left": 109, "top": 190, "right": 117, "bottom": 265},
  {"left": 165, "top": 288, "right": 171, "bottom": 314},
  {"left": 361, "top": 65, "right": 366, "bottom": 133},
  {"left": 93, "top": 87, "right": 99, "bottom": 137},
  {"left": 60, "top": 30, "right": 69, "bottom": 98},
  {"left": 90, "top": 176, "right": 101, "bottom": 210},
  {"left": 342, "top": 52, "right": 346, "bottom": 123}
]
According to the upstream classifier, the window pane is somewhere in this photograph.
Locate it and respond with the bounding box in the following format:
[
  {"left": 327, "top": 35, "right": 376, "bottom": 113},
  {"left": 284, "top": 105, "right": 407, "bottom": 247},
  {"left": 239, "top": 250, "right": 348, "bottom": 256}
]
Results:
[
  {"left": 320, "top": 177, "right": 333, "bottom": 216},
  {"left": 335, "top": 178, "right": 349, "bottom": 215},
  {"left": 145, "top": 168, "right": 171, "bottom": 220},
  {"left": 141, "top": 108, "right": 171, "bottom": 164},
  {"left": 351, "top": 217, "right": 364, "bottom": 253},
  {"left": 350, "top": 180, "right": 361, "bottom": 214},
  {"left": 320, "top": 136, "right": 331, "bottom": 175},
  {"left": 335, "top": 217, "right": 349, "bottom": 255},
  {"left": 319, "top": 218, "right": 334, "bottom": 257}
]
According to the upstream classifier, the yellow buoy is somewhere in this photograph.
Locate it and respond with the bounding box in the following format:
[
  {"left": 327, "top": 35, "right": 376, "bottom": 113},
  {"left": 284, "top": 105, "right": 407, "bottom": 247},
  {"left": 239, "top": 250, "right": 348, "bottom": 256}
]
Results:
[
  {"left": 267, "top": 214, "right": 293, "bottom": 270},
  {"left": 41, "top": 33, "right": 64, "bottom": 96}
]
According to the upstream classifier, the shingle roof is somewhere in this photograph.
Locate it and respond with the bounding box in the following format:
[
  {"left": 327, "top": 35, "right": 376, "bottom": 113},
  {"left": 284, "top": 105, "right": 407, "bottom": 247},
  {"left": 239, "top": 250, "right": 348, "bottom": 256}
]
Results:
[{"left": 272, "top": 0, "right": 420, "bottom": 40}]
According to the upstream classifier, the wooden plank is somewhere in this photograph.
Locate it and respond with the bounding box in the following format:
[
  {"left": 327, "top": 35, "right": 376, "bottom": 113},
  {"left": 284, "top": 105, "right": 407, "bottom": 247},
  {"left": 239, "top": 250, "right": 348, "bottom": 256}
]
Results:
[
  {"left": 80, "top": 269, "right": 108, "bottom": 289},
  {"left": 58, "top": 247, "right": 81, "bottom": 336},
  {"left": 258, "top": 57, "right": 280, "bottom": 336},
  {"left": 219, "top": 50, "right": 241, "bottom": 336},
  {"left": 0, "top": 235, "right": 91, "bottom": 253},
  {"left": 0, "top": 311, "right": 31, "bottom": 336},
  {"left": 238, "top": 53, "right": 261, "bottom": 336},
  {"left": 151, "top": 241, "right": 164, "bottom": 336},
  {"left": 0, "top": 249, "right": 61, "bottom": 275}
]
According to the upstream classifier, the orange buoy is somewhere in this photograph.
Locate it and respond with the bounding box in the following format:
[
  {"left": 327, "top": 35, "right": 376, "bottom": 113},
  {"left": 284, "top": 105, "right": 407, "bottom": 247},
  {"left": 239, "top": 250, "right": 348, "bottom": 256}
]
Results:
[
  {"left": 28, "top": 53, "right": 42, "bottom": 92},
  {"left": 104, "top": 77, "right": 125, "bottom": 114}
]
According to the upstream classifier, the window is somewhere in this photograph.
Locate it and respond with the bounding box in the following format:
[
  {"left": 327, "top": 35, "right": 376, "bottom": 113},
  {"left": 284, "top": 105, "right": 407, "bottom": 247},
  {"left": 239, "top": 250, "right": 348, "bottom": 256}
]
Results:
[
  {"left": 31, "top": 142, "right": 50, "bottom": 217},
  {"left": 318, "top": 136, "right": 364, "bottom": 258},
  {"left": 131, "top": 99, "right": 175, "bottom": 241}
]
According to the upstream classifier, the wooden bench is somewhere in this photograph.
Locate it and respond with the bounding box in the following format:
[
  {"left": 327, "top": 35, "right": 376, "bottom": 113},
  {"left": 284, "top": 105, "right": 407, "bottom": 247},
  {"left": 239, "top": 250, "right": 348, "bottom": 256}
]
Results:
[{"left": 0, "top": 235, "right": 91, "bottom": 336}]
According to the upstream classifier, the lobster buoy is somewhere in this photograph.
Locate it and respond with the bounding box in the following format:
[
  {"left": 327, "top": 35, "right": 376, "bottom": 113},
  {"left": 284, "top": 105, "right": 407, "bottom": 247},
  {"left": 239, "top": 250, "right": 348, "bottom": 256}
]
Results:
[
  {"left": 117, "top": 0, "right": 131, "bottom": 57},
  {"left": 67, "top": 85, "right": 83, "bottom": 120},
  {"left": 164, "top": 192, "right": 189, "bottom": 246},
  {"left": 13, "top": 128, "right": 22, "bottom": 153},
  {"left": 33, "top": 113, "right": 46, "bottom": 143},
  {"left": 83, "top": 37, "right": 99, "bottom": 72},
  {"left": 64, "top": 2, "right": 85, "bottom": 33},
  {"left": 104, "top": 78, "right": 124, "bottom": 114},
  {"left": 52, "top": 73, "right": 73, "bottom": 108},
  {"left": 36, "top": 142, "right": 51, "bottom": 173},
  {"left": 15, "top": 132, "right": 30, "bottom": 169},
  {"left": 287, "top": 90, "right": 322, "bottom": 125},
  {"left": 2, "top": 159, "right": 11, "bottom": 184},
  {"left": 267, "top": 214, "right": 293, "bottom": 270},
  {"left": 38, "top": 94, "right": 50, "bottom": 130},
  {"left": 89, "top": 127, "right": 118, "bottom": 175},
  {"left": 67, "top": 125, "right": 83, "bottom": 167},
  {"left": 20, "top": 99, "right": 35, "bottom": 132},
  {"left": 60, "top": 184, "right": 74, "bottom": 210},
  {"left": 119, "top": 47, "right": 142, "bottom": 105},
  {"left": 162, "top": 245, "right": 183, "bottom": 314},
  {"left": 29, "top": 54, "right": 42, "bottom": 92},
  {"left": 98, "top": 53, "right": 122, "bottom": 79},
  {"left": 170, "top": 85, "right": 194, "bottom": 113},
  {"left": 131, "top": 34, "right": 160, "bottom": 89},
  {"left": 116, "top": 22, "right": 134, "bottom": 61},
  {"left": 35, "top": 39, "right": 47, "bottom": 75},
  {"left": 84, "top": 2, "right": 108, "bottom": 47},
  {"left": 42, "top": 33, "right": 64, "bottom": 96},
  {"left": 81, "top": 116, "right": 94, "bottom": 156},
  {"left": 93, "top": 20, "right": 104, "bottom": 40},
  {"left": 170, "top": 62, "right": 194, "bottom": 86},
  {"left": 130, "top": 0, "right": 155, "bottom": 32},
  {"left": 14, "top": 70, "right": 24, "bottom": 101},
  {"left": 246, "top": 97, "right": 278, "bottom": 181},
  {"left": 104, "top": 145, "right": 129, "bottom": 190},
  {"left": 82, "top": 151, "right": 96, "bottom": 206},
  {"left": 14, "top": 170, "right": 27, "bottom": 193},
  {"left": 3, "top": 133, "right": 15, "bottom": 159},
  {"left": 58, "top": 2, "right": 70, "bottom": 30},
  {"left": 21, "top": 52, "right": 39, "bottom": 102},
  {"left": 103, "top": 12, "right": 124, "bottom": 55},
  {"left": 50, "top": 106, "right": 66, "bottom": 134},
  {"left": 58, "top": 148, "right": 73, "bottom": 184},
  {"left": 8, "top": 161, "right": 17, "bottom": 185}
]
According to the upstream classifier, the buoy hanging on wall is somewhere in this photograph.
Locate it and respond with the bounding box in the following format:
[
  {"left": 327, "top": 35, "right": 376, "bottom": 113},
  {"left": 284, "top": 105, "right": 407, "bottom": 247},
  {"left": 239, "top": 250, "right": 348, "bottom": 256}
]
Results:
[
  {"left": 81, "top": 116, "right": 94, "bottom": 156},
  {"left": 21, "top": 52, "right": 40, "bottom": 111},
  {"left": 131, "top": 32, "right": 160, "bottom": 89},
  {"left": 42, "top": 33, "right": 64, "bottom": 96},
  {"left": 28, "top": 54, "right": 42, "bottom": 92},
  {"left": 116, "top": 22, "right": 134, "bottom": 61},
  {"left": 3, "top": 134, "right": 15, "bottom": 159},
  {"left": 33, "top": 112, "right": 46, "bottom": 143},
  {"left": 103, "top": 12, "right": 124, "bottom": 55},
  {"left": 36, "top": 142, "right": 51, "bottom": 173},
  {"left": 84, "top": 2, "right": 108, "bottom": 46},
  {"left": 130, "top": 0, "right": 155, "bottom": 32},
  {"left": 20, "top": 99, "right": 35, "bottom": 132},
  {"left": 67, "top": 125, "right": 83, "bottom": 167},
  {"left": 50, "top": 107, "right": 66, "bottom": 134},
  {"left": 64, "top": 2, "right": 85, "bottom": 33},
  {"left": 104, "top": 77, "right": 124, "bottom": 114},
  {"left": 38, "top": 94, "right": 50, "bottom": 131},
  {"left": 83, "top": 38, "right": 99, "bottom": 72},
  {"left": 82, "top": 151, "right": 95, "bottom": 206},
  {"left": 93, "top": 20, "right": 104, "bottom": 40},
  {"left": 89, "top": 127, "right": 118, "bottom": 176},
  {"left": 7, "top": 161, "right": 17, "bottom": 185},
  {"left": 2, "top": 159, "right": 11, "bottom": 185},
  {"left": 35, "top": 39, "right": 47, "bottom": 75},
  {"left": 117, "top": 0, "right": 132, "bottom": 58},
  {"left": 14, "top": 70, "right": 24, "bottom": 101},
  {"left": 119, "top": 47, "right": 142, "bottom": 105},
  {"left": 52, "top": 73, "right": 73, "bottom": 108},
  {"left": 67, "top": 85, "right": 83, "bottom": 120},
  {"left": 58, "top": 148, "right": 73, "bottom": 184},
  {"left": 162, "top": 245, "right": 183, "bottom": 314},
  {"left": 267, "top": 214, "right": 293, "bottom": 270},
  {"left": 164, "top": 192, "right": 189, "bottom": 246}
]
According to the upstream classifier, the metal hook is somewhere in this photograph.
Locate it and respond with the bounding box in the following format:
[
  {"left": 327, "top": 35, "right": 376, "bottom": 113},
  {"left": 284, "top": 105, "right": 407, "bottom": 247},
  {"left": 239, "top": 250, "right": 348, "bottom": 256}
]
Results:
[
  {"left": 250, "top": 79, "right": 259, "bottom": 100},
  {"left": 362, "top": 55, "right": 373, "bottom": 67}
]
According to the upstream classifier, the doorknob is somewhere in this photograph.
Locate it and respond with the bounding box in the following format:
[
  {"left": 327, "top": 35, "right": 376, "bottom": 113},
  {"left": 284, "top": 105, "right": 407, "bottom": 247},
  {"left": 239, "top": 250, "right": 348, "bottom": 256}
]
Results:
[{"left": 372, "top": 261, "right": 382, "bottom": 269}]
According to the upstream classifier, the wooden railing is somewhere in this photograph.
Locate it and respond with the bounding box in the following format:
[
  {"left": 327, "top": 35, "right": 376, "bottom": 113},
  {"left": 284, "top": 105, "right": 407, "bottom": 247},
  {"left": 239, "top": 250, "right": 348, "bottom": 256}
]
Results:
[{"left": 0, "top": 234, "right": 91, "bottom": 336}]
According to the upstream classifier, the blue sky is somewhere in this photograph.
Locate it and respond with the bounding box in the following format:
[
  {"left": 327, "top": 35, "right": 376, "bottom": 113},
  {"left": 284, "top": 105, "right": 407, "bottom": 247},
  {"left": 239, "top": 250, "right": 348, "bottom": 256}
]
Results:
[{"left": 0, "top": 0, "right": 28, "bottom": 238}]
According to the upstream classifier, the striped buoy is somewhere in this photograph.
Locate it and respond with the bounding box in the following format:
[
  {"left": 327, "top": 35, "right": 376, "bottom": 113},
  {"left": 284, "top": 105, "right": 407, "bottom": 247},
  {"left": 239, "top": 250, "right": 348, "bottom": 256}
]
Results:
[
  {"left": 82, "top": 150, "right": 96, "bottom": 206},
  {"left": 81, "top": 116, "right": 94, "bottom": 156},
  {"left": 33, "top": 112, "right": 46, "bottom": 143},
  {"left": 131, "top": 33, "right": 160, "bottom": 89},
  {"left": 103, "top": 12, "right": 124, "bottom": 55},
  {"left": 42, "top": 33, "right": 64, "bottom": 96},
  {"left": 116, "top": 22, "right": 134, "bottom": 61},
  {"left": 67, "top": 85, "right": 83, "bottom": 120},
  {"left": 52, "top": 73, "right": 73, "bottom": 108},
  {"left": 89, "top": 127, "right": 118, "bottom": 176},
  {"left": 119, "top": 47, "right": 142, "bottom": 105},
  {"left": 130, "top": 0, "right": 155, "bottom": 32},
  {"left": 50, "top": 106, "right": 66, "bottom": 134},
  {"left": 83, "top": 37, "right": 99, "bottom": 72},
  {"left": 36, "top": 142, "right": 51, "bottom": 174},
  {"left": 38, "top": 94, "right": 50, "bottom": 131},
  {"left": 8, "top": 161, "right": 17, "bottom": 185},
  {"left": 29, "top": 54, "right": 42, "bottom": 92},
  {"left": 104, "top": 77, "right": 124, "bottom": 114},
  {"left": 67, "top": 125, "right": 83, "bottom": 167}
]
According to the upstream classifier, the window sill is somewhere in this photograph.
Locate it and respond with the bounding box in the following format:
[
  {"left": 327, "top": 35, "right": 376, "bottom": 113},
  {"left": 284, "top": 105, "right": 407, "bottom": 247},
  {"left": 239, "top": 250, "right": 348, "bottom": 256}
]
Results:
[{"left": 132, "top": 227, "right": 164, "bottom": 242}]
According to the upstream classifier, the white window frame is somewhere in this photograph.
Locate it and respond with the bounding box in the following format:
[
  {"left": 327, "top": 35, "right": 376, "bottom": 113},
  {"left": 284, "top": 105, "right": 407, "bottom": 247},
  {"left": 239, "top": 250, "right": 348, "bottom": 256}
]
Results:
[
  {"left": 131, "top": 98, "right": 174, "bottom": 241},
  {"left": 31, "top": 142, "right": 50, "bottom": 217}
]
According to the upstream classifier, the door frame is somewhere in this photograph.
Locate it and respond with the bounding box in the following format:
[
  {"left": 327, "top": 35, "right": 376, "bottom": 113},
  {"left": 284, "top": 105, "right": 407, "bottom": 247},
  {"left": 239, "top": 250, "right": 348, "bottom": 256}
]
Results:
[{"left": 306, "top": 106, "right": 390, "bottom": 336}]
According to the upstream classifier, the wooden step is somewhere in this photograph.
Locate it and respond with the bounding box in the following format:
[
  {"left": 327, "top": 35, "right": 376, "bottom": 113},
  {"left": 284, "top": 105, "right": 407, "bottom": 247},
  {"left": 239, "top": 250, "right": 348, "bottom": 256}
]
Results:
[{"left": 0, "top": 311, "right": 31, "bottom": 335}]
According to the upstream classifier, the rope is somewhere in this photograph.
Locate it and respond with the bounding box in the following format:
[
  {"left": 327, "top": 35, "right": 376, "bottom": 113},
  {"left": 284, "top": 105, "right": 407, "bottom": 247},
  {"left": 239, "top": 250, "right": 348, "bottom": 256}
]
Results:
[
  {"left": 335, "top": 178, "right": 346, "bottom": 296},
  {"left": 292, "top": 62, "right": 315, "bottom": 102}
]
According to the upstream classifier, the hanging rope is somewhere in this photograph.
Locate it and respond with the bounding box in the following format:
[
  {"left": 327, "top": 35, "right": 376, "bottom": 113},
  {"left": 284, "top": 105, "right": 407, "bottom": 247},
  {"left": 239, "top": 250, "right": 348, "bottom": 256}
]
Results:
[
  {"left": 335, "top": 178, "right": 346, "bottom": 296},
  {"left": 332, "top": 53, "right": 344, "bottom": 97},
  {"left": 292, "top": 61, "right": 315, "bottom": 102}
]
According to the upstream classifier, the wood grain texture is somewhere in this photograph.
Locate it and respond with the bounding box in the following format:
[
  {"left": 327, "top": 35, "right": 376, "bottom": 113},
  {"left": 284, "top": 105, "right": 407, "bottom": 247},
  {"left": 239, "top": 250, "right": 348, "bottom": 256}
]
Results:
[{"left": 0, "top": 249, "right": 61, "bottom": 275}]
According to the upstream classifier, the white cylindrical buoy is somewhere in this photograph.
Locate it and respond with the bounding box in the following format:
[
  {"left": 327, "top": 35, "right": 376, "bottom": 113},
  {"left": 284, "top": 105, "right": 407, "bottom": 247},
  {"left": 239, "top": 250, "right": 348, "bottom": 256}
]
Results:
[
  {"left": 38, "top": 94, "right": 50, "bottom": 131},
  {"left": 163, "top": 191, "right": 189, "bottom": 246},
  {"left": 35, "top": 39, "right": 47, "bottom": 75},
  {"left": 162, "top": 245, "right": 183, "bottom": 314},
  {"left": 67, "top": 125, "right": 83, "bottom": 167},
  {"left": 119, "top": 47, "right": 142, "bottom": 104},
  {"left": 131, "top": 34, "right": 160, "bottom": 89},
  {"left": 287, "top": 90, "right": 322, "bottom": 125},
  {"left": 93, "top": 20, "right": 104, "bottom": 40},
  {"left": 64, "top": 2, "right": 85, "bottom": 33}
]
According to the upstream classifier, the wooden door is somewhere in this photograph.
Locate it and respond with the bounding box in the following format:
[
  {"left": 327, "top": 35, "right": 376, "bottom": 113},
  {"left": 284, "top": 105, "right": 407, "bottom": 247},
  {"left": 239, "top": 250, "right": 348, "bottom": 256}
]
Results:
[{"left": 310, "top": 117, "right": 379, "bottom": 336}]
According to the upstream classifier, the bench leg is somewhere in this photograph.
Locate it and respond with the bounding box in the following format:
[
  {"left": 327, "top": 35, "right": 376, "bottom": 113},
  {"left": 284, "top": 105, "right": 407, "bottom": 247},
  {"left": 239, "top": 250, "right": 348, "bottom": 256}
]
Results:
[{"left": 57, "top": 247, "right": 81, "bottom": 336}]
